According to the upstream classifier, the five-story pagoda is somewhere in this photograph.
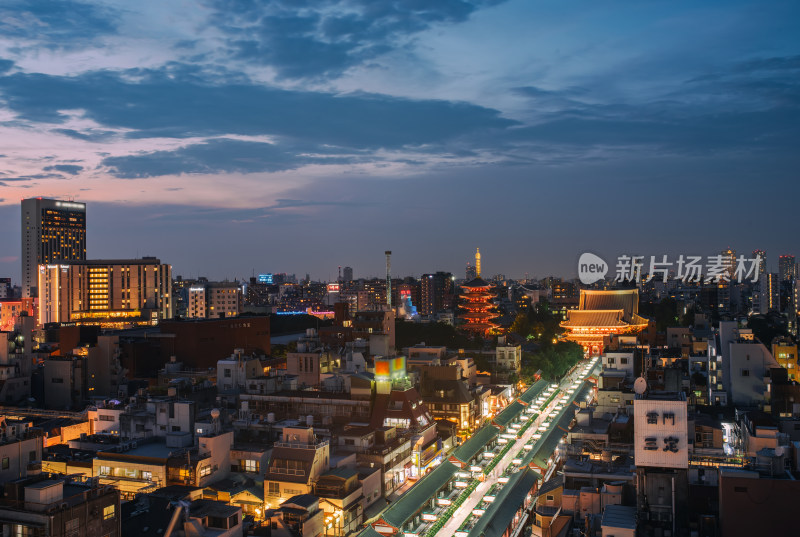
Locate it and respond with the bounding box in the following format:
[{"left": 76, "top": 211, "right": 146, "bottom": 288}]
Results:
[{"left": 459, "top": 248, "right": 498, "bottom": 336}]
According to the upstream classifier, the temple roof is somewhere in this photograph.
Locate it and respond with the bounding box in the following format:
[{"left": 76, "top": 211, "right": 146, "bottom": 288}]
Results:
[
  {"left": 461, "top": 277, "right": 491, "bottom": 288},
  {"left": 562, "top": 310, "right": 627, "bottom": 328},
  {"left": 579, "top": 289, "right": 639, "bottom": 316}
]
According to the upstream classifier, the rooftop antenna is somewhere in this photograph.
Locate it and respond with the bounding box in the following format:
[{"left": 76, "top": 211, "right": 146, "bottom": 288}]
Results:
[
  {"left": 338, "top": 266, "right": 342, "bottom": 282},
  {"left": 385, "top": 251, "right": 392, "bottom": 309}
]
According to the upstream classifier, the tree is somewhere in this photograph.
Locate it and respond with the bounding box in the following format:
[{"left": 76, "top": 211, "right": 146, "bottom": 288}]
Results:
[{"left": 510, "top": 313, "right": 531, "bottom": 338}]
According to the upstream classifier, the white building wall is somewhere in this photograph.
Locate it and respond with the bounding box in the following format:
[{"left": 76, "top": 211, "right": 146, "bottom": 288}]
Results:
[{"left": 634, "top": 398, "right": 688, "bottom": 469}]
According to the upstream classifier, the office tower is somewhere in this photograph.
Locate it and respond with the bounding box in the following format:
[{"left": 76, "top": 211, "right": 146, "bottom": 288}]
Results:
[
  {"left": 21, "top": 198, "right": 86, "bottom": 298},
  {"left": 752, "top": 249, "right": 767, "bottom": 275},
  {"left": 779, "top": 255, "right": 796, "bottom": 283},
  {"left": 343, "top": 266, "right": 353, "bottom": 282},
  {"left": 38, "top": 258, "right": 172, "bottom": 326}
]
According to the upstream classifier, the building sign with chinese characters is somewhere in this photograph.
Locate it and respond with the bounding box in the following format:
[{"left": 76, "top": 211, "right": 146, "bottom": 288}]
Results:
[{"left": 634, "top": 397, "right": 688, "bottom": 469}]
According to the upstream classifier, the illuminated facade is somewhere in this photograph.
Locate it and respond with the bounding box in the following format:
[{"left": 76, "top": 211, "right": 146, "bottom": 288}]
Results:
[
  {"left": 186, "top": 281, "right": 242, "bottom": 319},
  {"left": 458, "top": 278, "right": 498, "bottom": 336},
  {"left": 38, "top": 258, "right": 172, "bottom": 327},
  {"left": 21, "top": 197, "right": 86, "bottom": 298},
  {"left": 561, "top": 289, "right": 648, "bottom": 355}
]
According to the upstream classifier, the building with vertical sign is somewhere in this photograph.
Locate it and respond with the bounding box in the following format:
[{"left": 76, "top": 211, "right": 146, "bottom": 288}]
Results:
[{"left": 21, "top": 197, "right": 87, "bottom": 298}]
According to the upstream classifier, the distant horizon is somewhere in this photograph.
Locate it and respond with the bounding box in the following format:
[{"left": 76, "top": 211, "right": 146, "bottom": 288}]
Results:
[{"left": 0, "top": 196, "right": 795, "bottom": 287}]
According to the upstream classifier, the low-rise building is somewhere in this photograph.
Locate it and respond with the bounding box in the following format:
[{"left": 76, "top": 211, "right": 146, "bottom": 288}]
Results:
[{"left": 0, "top": 475, "right": 121, "bottom": 537}]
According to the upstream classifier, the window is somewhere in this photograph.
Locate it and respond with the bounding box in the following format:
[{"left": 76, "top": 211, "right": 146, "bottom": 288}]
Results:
[
  {"left": 12, "top": 525, "right": 35, "bottom": 537},
  {"left": 268, "top": 482, "right": 280, "bottom": 496},
  {"left": 200, "top": 466, "right": 212, "bottom": 477},
  {"left": 224, "top": 369, "right": 232, "bottom": 378},
  {"left": 741, "top": 369, "right": 750, "bottom": 377},
  {"left": 620, "top": 358, "right": 628, "bottom": 365},
  {"left": 243, "top": 459, "right": 259, "bottom": 473},
  {"left": 142, "top": 471, "right": 152, "bottom": 480},
  {"left": 607, "top": 358, "right": 615, "bottom": 365},
  {"left": 103, "top": 504, "right": 116, "bottom": 520},
  {"left": 546, "top": 495, "right": 554, "bottom": 501},
  {"left": 100, "top": 466, "right": 111, "bottom": 475},
  {"left": 51, "top": 377, "right": 64, "bottom": 383},
  {"left": 2, "top": 457, "right": 9, "bottom": 470}
]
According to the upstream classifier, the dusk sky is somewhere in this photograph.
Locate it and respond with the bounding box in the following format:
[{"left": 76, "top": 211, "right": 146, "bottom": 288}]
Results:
[{"left": 1, "top": 0, "right": 798, "bottom": 282}]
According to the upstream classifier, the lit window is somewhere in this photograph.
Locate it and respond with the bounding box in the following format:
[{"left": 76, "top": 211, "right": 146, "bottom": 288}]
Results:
[{"left": 103, "top": 504, "right": 116, "bottom": 520}]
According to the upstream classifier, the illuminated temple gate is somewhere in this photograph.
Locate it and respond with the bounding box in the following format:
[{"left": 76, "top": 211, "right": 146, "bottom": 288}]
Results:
[{"left": 561, "top": 289, "right": 648, "bottom": 355}]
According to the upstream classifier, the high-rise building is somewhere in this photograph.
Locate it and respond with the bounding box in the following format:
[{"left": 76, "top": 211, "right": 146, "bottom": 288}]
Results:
[
  {"left": 778, "top": 255, "right": 796, "bottom": 283},
  {"left": 420, "top": 272, "right": 454, "bottom": 315},
  {"left": 752, "top": 249, "right": 767, "bottom": 275},
  {"left": 342, "top": 266, "right": 353, "bottom": 282},
  {"left": 753, "top": 273, "right": 780, "bottom": 314},
  {"left": 21, "top": 197, "right": 86, "bottom": 298},
  {"left": 465, "top": 262, "right": 476, "bottom": 281},
  {"left": 38, "top": 258, "right": 172, "bottom": 326}
]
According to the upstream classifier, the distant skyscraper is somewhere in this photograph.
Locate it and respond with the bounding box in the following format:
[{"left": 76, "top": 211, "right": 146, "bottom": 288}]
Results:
[
  {"left": 466, "top": 262, "right": 476, "bottom": 280},
  {"left": 753, "top": 273, "right": 780, "bottom": 314},
  {"left": 343, "top": 266, "right": 353, "bottom": 282},
  {"left": 752, "top": 249, "right": 767, "bottom": 275},
  {"left": 720, "top": 248, "right": 736, "bottom": 279},
  {"left": 21, "top": 198, "right": 86, "bottom": 298},
  {"left": 779, "top": 255, "right": 796, "bottom": 283}
]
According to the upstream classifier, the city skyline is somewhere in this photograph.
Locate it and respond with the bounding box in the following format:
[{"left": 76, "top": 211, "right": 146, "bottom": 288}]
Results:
[
  {"left": 4, "top": 199, "right": 799, "bottom": 285},
  {"left": 1, "top": 0, "right": 799, "bottom": 281}
]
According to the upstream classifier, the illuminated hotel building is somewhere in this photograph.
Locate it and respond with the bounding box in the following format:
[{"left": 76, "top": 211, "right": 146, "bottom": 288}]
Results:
[
  {"left": 38, "top": 258, "right": 172, "bottom": 327},
  {"left": 21, "top": 197, "right": 86, "bottom": 298}
]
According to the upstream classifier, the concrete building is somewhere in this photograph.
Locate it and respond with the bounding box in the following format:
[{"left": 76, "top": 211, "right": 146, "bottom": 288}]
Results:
[
  {"left": 772, "top": 336, "right": 797, "bottom": 380},
  {"left": 0, "top": 475, "right": 120, "bottom": 537},
  {"left": 21, "top": 197, "right": 86, "bottom": 298},
  {"left": 186, "top": 280, "right": 243, "bottom": 319},
  {"left": 495, "top": 345, "right": 521, "bottom": 381},
  {"left": 159, "top": 316, "right": 270, "bottom": 370},
  {"left": 38, "top": 258, "right": 172, "bottom": 326},
  {"left": 264, "top": 426, "right": 331, "bottom": 509}
]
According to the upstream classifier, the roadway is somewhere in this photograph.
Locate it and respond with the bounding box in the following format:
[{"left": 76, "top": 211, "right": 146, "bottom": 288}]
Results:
[{"left": 432, "top": 358, "right": 599, "bottom": 537}]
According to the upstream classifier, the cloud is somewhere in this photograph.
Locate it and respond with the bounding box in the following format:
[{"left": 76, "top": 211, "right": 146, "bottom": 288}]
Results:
[
  {"left": 103, "top": 138, "right": 305, "bottom": 178},
  {"left": 44, "top": 164, "right": 83, "bottom": 175},
  {"left": 0, "top": 60, "right": 13, "bottom": 74},
  {"left": 0, "top": 66, "right": 516, "bottom": 150},
  {"left": 205, "top": 0, "right": 505, "bottom": 79},
  {"left": 0, "top": 1, "right": 118, "bottom": 45}
]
